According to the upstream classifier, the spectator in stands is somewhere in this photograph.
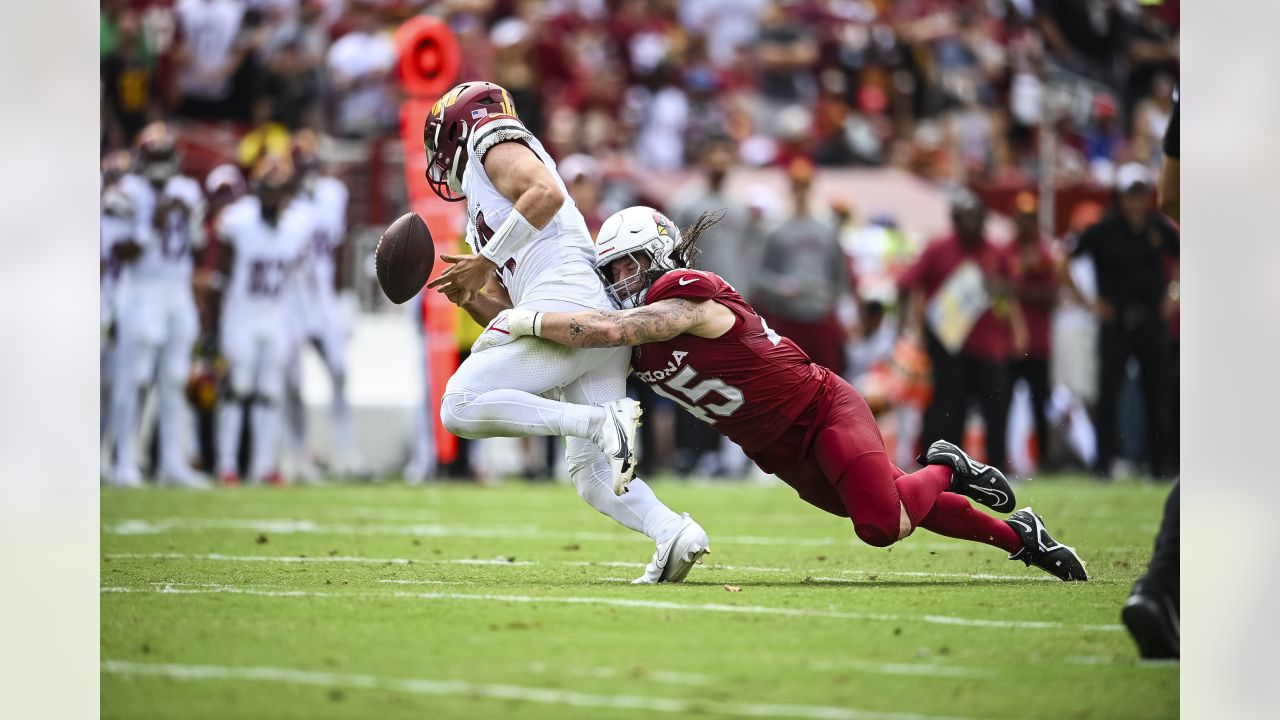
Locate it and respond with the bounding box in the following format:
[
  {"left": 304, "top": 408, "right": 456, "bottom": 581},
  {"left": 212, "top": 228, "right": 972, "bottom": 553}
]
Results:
[
  {"left": 260, "top": 31, "right": 322, "bottom": 130},
  {"left": 899, "top": 188, "right": 1023, "bottom": 471},
  {"left": 752, "top": 159, "right": 852, "bottom": 377},
  {"left": 174, "top": 0, "right": 260, "bottom": 122},
  {"left": 1063, "top": 163, "right": 1178, "bottom": 480},
  {"left": 558, "top": 154, "right": 605, "bottom": 235},
  {"left": 101, "top": 11, "right": 158, "bottom": 148},
  {"left": 325, "top": 1, "right": 397, "bottom": 138},
  {"left": 671, "top": 135, "right": 755, "bottom": 296},
  {"left": 1007, "top": 191, "right": 1058, "bottom": 471},
  {"left": 755, "top": 1, "right": 819, "bottom": 135},
  {"left": 1131, "top": 72, "right": 1175, "bottom": 169}
]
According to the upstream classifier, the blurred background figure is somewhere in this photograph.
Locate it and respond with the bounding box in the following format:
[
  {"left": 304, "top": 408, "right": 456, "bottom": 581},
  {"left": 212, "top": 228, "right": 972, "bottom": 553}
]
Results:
[
  {"left": 1007, "top": 191, "right": 1058, "bottom": 472},
  {"left": 1064, "top": 163, "right": 1178, "bottom": 481},
  {"left": 106, "top": 123, "right": 207, "bottom": 488},
  {"left": 672, "top": 134, "right": 754, "bottom": 296},
  {"left": 215, "top": 157, "right": 307, "bottom": 486},
  {"left": 899, "top": 189, "right": 1021, "bottom": 472},
  {"left": 325, "top": 0, "right": 396, "bottom": 138},
  {"left": 283, "top": 130, "right": 359, "bottom": 481},
  {"left": 751, "top": 158, "right": 853, "bottom": 378}
]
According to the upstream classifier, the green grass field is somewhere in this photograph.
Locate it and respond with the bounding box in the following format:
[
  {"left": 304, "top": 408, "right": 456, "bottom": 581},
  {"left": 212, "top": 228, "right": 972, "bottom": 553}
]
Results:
[{"left": 101, "top": 477, "right": 1178, "bottom": 719}]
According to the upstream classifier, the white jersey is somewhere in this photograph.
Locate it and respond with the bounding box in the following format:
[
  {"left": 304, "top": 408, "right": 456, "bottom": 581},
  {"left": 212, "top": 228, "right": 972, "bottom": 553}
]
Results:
[
  {"left": 100, "top": 185, "right": 134, "bottom": 329},
  {"left": 117, "top": 173, "right": 206, "bottom": 287},
  {"left": 460, "top": 119, "right": 606, "bottom": 309},
  {"left": 219, "top": 196, "right": 311, "bottom": 332},
  {"left": 288, "top": 175, "right": 348, "bottom": 334}
]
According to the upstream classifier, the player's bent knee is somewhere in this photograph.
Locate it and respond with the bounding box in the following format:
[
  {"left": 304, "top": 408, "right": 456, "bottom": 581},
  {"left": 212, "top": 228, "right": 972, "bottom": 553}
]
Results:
[
  {"left": 854, "top": 522, "right": 898, "bottom": 548},
  {"left": 439, "top": 392, "right": 482, "bottom": 439}
]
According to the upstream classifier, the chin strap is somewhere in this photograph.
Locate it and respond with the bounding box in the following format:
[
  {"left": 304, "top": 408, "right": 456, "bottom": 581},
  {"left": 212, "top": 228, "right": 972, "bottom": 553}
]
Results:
[{"left": 478, "top": 208, "right": 538, "bottom": 268}]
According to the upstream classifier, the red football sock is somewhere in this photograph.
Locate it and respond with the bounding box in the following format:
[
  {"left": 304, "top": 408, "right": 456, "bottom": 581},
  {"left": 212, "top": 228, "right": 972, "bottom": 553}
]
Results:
[
  {"left": 917, "top": 492, "right": 1023, "bottom": 554},
  {"left": 893, "top": 464, "right": 953, "bottom": 528}
]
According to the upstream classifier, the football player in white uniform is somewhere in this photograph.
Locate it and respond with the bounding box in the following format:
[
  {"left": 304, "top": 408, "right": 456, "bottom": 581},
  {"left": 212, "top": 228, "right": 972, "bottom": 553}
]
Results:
[
  {"left": 216, "top": 158, "right": 311, "bottom": 486},
  {"left": 100, "top": 151, "right": 133, "bottom": 459},
  {"left": 424, "top": 82, "right": 709, "bottom": 583},
  {"left": 283, "top": 132, "right": 360, "bottom": 480},
  {"left": 106, "top": 124, "right": 208, "bottom": 487}
]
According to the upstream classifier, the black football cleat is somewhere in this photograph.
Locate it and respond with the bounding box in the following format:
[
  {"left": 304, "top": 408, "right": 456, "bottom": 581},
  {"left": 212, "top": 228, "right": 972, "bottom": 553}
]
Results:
[
  {"left": 1005, "top": 508, "right": 1088, "bottom": 581},
  {"left": 1122, "top": 582, "right": 1179, "bottom": 659},
  {"left": 917, "top": 439, "right": 1016, "bottom": 513}
]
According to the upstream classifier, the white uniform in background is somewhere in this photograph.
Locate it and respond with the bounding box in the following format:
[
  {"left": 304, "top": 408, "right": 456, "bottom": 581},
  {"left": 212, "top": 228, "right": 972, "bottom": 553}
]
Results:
[
  {"left": 107, "top": 173, "right": 205, "bottom": 486},
  {"left": 100, "top": 185, "right": 132, "bottom": 453},
  {"left": 438, "top": 118, "right": 694, "bottom": 582},
  {"left": 216, "top": 196, "right": 310, "bottom": 482},
  {"left": 283, "top": 175, "right": 359, "bottom": 478}
]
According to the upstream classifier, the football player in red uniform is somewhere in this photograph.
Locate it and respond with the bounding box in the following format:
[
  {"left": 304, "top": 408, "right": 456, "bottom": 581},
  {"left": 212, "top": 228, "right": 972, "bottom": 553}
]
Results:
[{"left": 460, "top": 207, "right": 1087, "bottom": 581}]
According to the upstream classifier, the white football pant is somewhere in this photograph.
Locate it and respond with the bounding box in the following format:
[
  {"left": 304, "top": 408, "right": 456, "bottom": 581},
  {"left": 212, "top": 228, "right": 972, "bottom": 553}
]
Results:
[
  {"left": 218, "top": 325, "right": 288, "bottom": 481},
  {"left": 440, "top": 301, "right": 682, "bottom": 542},
  {"left": 109, "top": 284, "right": 197, "bottom": 482}
]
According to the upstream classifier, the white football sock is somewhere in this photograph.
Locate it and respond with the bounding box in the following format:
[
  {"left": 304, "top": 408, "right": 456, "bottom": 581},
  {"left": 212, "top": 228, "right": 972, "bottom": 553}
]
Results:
[
  {"left": 250, "top": 401, "right": 280, "bottom": 480},
  {"left": 566, "top": 437, "right": 682, "bottom": 541},
  {"left": 216, "top": 401, "right": 243, "bottom": 476}
]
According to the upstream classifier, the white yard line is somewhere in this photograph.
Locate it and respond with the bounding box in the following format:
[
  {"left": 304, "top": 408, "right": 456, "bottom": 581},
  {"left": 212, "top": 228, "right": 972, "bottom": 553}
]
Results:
[
  {"left": 103, "top": 517, "right": 1135, "bottom": 553},
  {"left": 806, "top": 660, "right": 999, "bottom": 680},
  {"left": 525, "top": 661, "right": 713, "bottom": 687},
  {"left": 101, "top": 659, "right": 974, "bottom": 720},
  {"left": 106, "top": 552, "right": 1054, "bottom": 583},
  {"left": 100, "top": 583, "right": 1122, "bottom": 632}
]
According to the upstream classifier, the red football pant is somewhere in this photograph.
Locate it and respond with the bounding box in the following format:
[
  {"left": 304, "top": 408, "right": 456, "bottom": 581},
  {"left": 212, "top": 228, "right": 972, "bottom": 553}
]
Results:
[{"left": 761, "top": 372, "right": 1022, "bottom": 554}]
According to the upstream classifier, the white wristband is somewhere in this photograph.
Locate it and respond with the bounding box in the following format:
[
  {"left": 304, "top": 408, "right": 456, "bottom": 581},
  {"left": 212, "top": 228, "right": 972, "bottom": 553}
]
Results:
[
  {"left": 506, "top": 309, "right": 541, "bottom": 337},
  {"left": 478, "top": 208, "right": 538, "bottom": 267}
]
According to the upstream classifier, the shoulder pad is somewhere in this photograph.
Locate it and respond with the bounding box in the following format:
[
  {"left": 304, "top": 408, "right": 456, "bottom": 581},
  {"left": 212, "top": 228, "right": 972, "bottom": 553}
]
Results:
[
  {"left": 647, "top": 269, "right": 719, "bottom": 303},
  {"left": 467, "top": 114, "right": 533, "bottom": 163}
]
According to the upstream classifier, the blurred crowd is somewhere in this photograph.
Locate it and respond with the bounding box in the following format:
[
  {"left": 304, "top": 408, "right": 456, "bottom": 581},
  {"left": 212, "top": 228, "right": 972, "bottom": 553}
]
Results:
[
  {"left": 103, "top": 0, "right": 1178, "bottom": 185},
  {"left": 100, "top": 0, "right": 1179, "bottom": 486}
]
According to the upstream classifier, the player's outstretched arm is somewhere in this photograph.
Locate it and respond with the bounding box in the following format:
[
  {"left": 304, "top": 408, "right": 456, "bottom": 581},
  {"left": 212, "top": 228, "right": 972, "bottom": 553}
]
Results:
[{"left": 507, "top": 298, "right": 735, "bottom": 349}]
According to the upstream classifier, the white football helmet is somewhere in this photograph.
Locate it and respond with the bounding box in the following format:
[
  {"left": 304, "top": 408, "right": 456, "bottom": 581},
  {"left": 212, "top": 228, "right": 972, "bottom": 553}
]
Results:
[{"left": 594, "top": 206, "right": 682, "bottom": 307}]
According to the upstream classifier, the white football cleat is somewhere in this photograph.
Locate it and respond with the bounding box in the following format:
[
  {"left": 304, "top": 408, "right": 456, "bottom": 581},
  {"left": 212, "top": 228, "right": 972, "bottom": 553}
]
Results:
[
  {"left": 633, "top": 514, "right": 710, "bottom": 584},
  {"left": 597, "top": 398, "right": 642, "bottom": 496}
]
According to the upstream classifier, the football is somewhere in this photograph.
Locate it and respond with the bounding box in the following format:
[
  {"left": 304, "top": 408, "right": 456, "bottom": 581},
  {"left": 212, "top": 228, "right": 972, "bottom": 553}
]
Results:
[{"left": 375, "top": 211, "right": 435, "bottom": 304}]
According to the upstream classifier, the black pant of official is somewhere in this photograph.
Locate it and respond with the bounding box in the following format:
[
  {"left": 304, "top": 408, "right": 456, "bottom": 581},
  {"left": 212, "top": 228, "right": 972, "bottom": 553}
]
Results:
[
  {"left": 1142, "top": 481, "right": 1180, "bottom": 605},
  {"left": 1010, "top": 355, "right": 1051, "bottom": 468},
  {"left": 923, "top": 331, "right": 1010, "bottom": 471},
  {"left": 1096, "top": 311, "right": 1171, "bottom": 478}
]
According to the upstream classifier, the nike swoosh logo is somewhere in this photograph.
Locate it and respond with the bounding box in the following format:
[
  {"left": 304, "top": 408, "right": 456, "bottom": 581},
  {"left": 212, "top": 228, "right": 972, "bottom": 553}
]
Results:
[
  {"left": 971, "top": 485, "right": 1009, "bottom": 506},
  {"left": 610, "top": 413, "right": 633, "bottom": 475},
  {"left": 678, "top": 277, "right": 698, "bottom": 286}
]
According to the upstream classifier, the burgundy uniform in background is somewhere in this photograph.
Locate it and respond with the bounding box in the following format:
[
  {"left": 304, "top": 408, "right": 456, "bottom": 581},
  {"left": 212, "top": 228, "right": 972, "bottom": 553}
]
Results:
[{"left": 632, "top": 270, "right": 1022, "bottom": 551}]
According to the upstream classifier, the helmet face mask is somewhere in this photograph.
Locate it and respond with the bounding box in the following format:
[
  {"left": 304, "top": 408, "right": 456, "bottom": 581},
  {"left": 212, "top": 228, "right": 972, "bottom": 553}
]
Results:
[{"left": 594, "top": 207, "right": 682, "bottom": 308}]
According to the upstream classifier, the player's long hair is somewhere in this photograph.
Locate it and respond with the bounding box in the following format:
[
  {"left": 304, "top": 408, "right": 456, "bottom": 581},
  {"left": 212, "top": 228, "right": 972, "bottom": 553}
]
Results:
[{"left": 671, "top": 209, "right": 725, "bottom": 269}]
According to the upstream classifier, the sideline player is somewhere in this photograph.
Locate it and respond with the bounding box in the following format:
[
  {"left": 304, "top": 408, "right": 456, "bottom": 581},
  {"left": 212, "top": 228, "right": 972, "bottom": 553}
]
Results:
[
  {"left": 472, "top": 207, "right": 1088, "bottom": 581},
  {"left": 422, "top": 81, "right": 708, "bottom": 583},
  {"left": 106, "top": 123, "right": 207, "bottom": 487},
  {"left": 215, "top": 158, "right": 310, "bottom": 485},
  {"left": 283, "top": 132, "right": 360, "bottom": 479}
]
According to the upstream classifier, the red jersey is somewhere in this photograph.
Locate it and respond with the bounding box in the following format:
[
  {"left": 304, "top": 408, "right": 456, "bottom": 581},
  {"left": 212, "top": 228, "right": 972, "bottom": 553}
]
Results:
[{"left": 631, "top": 269, "right": 825, "bottom": 454}]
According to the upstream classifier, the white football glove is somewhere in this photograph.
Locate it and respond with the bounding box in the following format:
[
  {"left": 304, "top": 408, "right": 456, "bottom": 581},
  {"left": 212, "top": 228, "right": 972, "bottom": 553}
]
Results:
[
  {"left": 471, "top": 310, "right": 517, "bottom": 354},
  {"left": 470, "top": 308, "right": 540, "bottom": 354}
]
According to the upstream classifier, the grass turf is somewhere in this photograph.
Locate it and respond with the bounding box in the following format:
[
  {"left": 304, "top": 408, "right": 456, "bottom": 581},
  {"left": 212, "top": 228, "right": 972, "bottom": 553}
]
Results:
[{"left": 101, "top": 477, "right": 1177, "bottom": 719}]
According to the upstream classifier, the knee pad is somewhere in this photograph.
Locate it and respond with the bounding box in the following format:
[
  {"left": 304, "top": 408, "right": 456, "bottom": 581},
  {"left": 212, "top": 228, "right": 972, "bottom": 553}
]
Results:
[{"left": 854, "top": 521, "right": 898, "bottom": 548}]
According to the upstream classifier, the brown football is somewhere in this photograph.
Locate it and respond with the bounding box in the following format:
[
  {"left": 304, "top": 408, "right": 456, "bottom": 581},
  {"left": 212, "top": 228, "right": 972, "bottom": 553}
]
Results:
[{"left": 376, "top": 211, "right": 435, "bottom": 304}]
